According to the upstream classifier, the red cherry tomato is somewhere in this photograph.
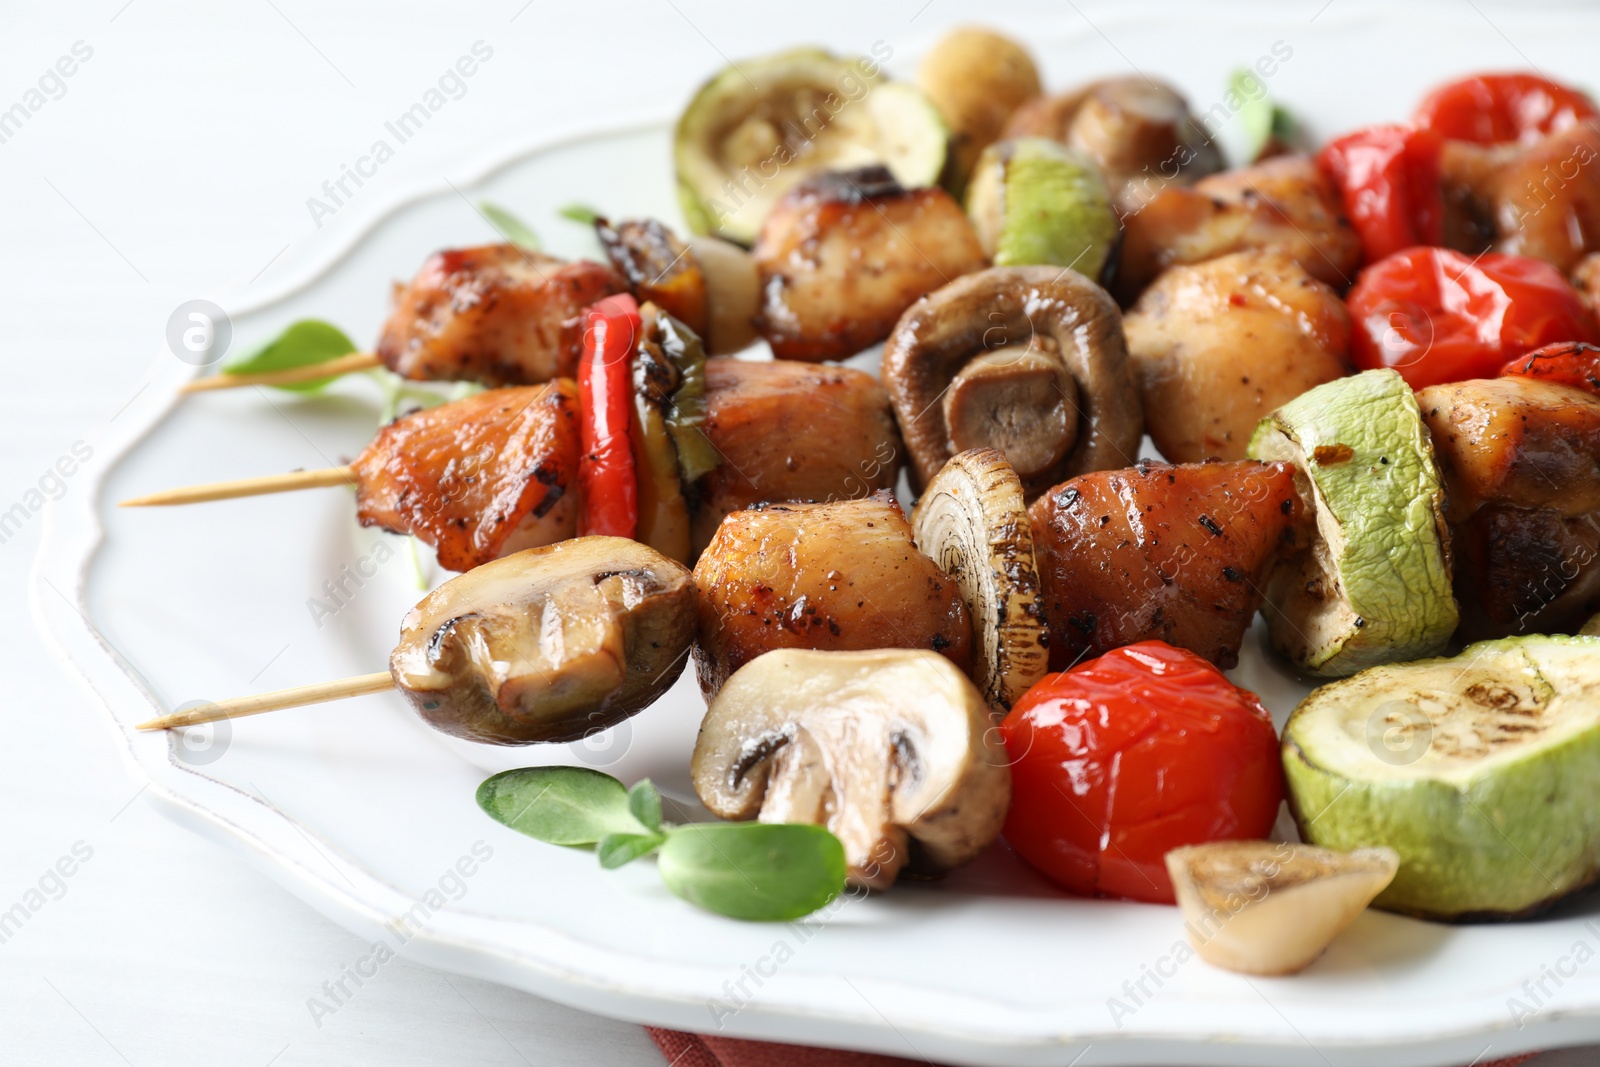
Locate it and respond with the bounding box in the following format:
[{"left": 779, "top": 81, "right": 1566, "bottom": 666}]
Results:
[
  {"left": 1316, "top": 124, "right": 1443, "bottom": 265},
  {"left": 1347, "top": 246, "right": 1600, "bottom": 389},
  {"left": 998, "top": 641, "right": 1283, "bottom": 905},
  {"left": 1500, "top": 340, "right": 1600, "bottom": 397},
  {"left": 1415, "top": 72, "right": 1597, "bottom": 147},
  {"left": 577, "top": 293, "right": 640, "bottom": 538}
]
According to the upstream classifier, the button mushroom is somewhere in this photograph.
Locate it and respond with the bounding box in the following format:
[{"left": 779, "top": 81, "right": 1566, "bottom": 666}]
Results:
[
  {"left": 911, "top": 448, "right": 1048, "bottom": 711},
  {"left": 691, "top": 648, "right": 1011, "bottom": 889},
  {"left": 390, "top": 536, "right": 696, "bottom": 744},
  {"left": 692, "top": 494, "right": 972, "bottom": 699},
  {"left": 883, "top": 265, "right": 1142, "bottom": 498},
  {"left": 1002, "top": 76, "right": 1223, "bottom": 214}
]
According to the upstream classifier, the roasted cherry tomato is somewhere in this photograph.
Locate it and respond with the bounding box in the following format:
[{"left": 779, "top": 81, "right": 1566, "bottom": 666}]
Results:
[
  {"left": 1415, "top": 72, "right": 1597, "bottom": 147},
  {"left": 1348, "top": 246, "right": 1600, "bottom": 389},
  {"left": 1500, "top": 340, "right": 1600, "bottom": 397},
  {"left": 577, "top": 292, "right": 641, "bottom": 538},
  {"left": 998, "top": 641, "right": 1283, "bottom": 905},
  {"left": 1316, "top": 124, "right": 1443, "bottom": 264}
]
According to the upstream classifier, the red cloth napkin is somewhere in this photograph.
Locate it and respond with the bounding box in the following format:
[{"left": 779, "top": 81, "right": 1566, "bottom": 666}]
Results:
[{"left": 648, "top": 1027, "right": 1536, "bottom": 1067}]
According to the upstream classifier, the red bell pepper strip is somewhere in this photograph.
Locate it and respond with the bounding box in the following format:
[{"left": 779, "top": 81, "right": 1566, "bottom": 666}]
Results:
[
  {"left": 1500, "top": 340, "right": 1600, "bottom": 398},
  {"left": 1415, "top": 72, "right": 1598, "bottom": 147},
  {"left": 1316, "top": 124, "right": 1443, "bottom": 265},
  {"left": 577, "top": 293, "right": 640, "bottom": 538}
]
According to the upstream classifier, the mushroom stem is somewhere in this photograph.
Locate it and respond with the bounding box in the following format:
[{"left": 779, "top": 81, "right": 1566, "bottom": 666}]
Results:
[{"left": 942, "top": 341, "right": 1078, "bottom": 478}]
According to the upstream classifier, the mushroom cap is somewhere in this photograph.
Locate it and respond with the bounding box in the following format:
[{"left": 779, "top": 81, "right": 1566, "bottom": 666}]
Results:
[
  {"left": 883, "top": 265, "right": 1143, "bottom": 498},
  {"left": 390, "top": 536, "right": 695, "bottom": 744},
  {"left": 912, "top": 448, "right": 1049, "bottom": 711},
  {"left": 691, "top": 648, "right": 1011, "bottom": 889}
]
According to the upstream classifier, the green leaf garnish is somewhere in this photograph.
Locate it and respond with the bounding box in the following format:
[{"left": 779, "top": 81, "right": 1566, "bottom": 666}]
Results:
[
  {"left": 627, "top": 779, "right": 663, "bottom": 832},
  {"left": 478, "top": 768, "right": 848, "bottom": 921},
  {"left": 221, "top": 320, "right": 357, "bottom": 393},
  {"left": 478, "top": 201, "right": 541, "bottom": 250},
  {"left": 476, "top": 766, "right": 651, "bottom": 846},
  {"left": 658, "top": 823, "right": 847, "bottom": 922},
  {"left": 597, "top": 831, "right": 667, "bottom": 869},
  {"left": 559, "top": 203, "right": 600, "bottom": 225}
]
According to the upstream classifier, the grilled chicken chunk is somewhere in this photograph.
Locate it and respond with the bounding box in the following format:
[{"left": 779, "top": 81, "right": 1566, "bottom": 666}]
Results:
[
  {"left": 1440, "top": 126, "right": 1600, "bottom": 273},
  {"left": 1418, "top": 376, "right": 1600, "bottom": 639},
  {"left": 1418, "top": 377, "right": 1600, "bottom": 522},
  {"left": 355, "top": 382, "right": 580, "bottom": 572},
  {"left": 752, "top": 166, "right": 986, "bottom": 362},
  {"left": 692, "top": 494, "right": 972, "bottom": 698},
  {"left": 376, "top": 245, "right": 624, "bottom": 386},
  {"left": 1125, "top": 250, "right": 1351, "bottom": 462},
  {"left": 694, "top": 357, "right": 903, "bottom": 551},
  {"left": 1028, "top": 460, "right": 1306, "bottom": 669},
  {"left": 1116, "top": 155, "right": 1361, "bottom": 304}
]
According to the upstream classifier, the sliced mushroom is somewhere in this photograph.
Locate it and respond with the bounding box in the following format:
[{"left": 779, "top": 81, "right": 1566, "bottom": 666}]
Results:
[
  {"left": 911, "top": 449, "right": 1048, "bottom": 711},
  {"left": 692, "top": 494, "right": 971, "bottom": 699},
  {"left": 691, "top": 648, "right": 1011, "bottom": 889},
  {"left": 883, "top": 265, "right": 1142, "bottom": 498},
  {"left": 1166, "top": 842, "right": 1399, "bottom": 976},
  {"left": 390, "top": 537, "right": 695, "bottom": 744}
]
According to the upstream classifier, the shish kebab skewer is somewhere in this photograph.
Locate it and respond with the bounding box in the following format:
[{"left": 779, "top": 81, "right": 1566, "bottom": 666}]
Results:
[
  {"left": 179, "top": 219, "right": 758, "bottom": 394},
  {"left": 124, "top": 300, "right": 904, "bottom": 569}
]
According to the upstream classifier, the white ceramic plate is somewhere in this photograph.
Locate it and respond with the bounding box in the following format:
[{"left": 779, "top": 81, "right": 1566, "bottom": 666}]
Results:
[{"left": 35, "top": 4, "right": 1600, "bottom": 1064}]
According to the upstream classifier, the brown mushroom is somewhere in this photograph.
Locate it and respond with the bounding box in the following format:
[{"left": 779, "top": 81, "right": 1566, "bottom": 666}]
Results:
[
  {"left": 690, "top": 648, "right": 1011, "bottom": 889},
  {"left": 389, "top": 537, "right": 695, "bottom": 744},
  {"left": 883, "top": 265, "right": 1142, "bottom": 498},
  {"left": 1003, "top": 76, "right": 1222, "bottom": 213}
]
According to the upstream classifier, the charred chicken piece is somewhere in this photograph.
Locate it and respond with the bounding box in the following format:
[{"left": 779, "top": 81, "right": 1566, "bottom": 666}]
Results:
[
  {"left": 376, "top": 244, "right": 624, "bottom": 386},
  {"left": 752, "top": 166, "right": 986, "bottom": 362},
  {"left": 1124, "top": 249, "right": 1352, "bottom": 462},
  {"left": 1440, "top": 126, "right": 1600, "bottom": 273},
  {"left": 1116, "top": 155, "right": 1361, "bottom": 305},
  {"left": 355, "top": 381, "right": 580, "bottom": 572},
  {"left": 596, "top": 217, "right": 708, "bottom": 338},
  {"left": 1003, "top": 76, "right": 1223, "bottom": 213},
  {"left": 1418, "top": 376, "right": 1600, "bottom": 639},
  {"left": 1028, "top": 459, "right": 1306, "bottom": 669},
  {"left": 694, "top": 357, "right": 902, "bottom": 552},
  {"left": 390, "top": 537, "right": 695, "bottom": 744},
  {"left": 691, "top": 494, "right": 972, "bottom": 699},
  {"left": 1419, "top": 377, "right": 1600, "bottom": 521}
]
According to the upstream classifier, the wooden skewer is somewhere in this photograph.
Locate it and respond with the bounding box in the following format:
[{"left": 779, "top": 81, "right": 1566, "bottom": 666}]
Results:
[
  {"left": 135, "top": 672, "right": 395, "bottom": 731},
  {"left": 179, "top": 351, "right": 383, "bottom": 393},
  {"left": 119, "top": 466, "right": 357, "bottom": 507}
]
